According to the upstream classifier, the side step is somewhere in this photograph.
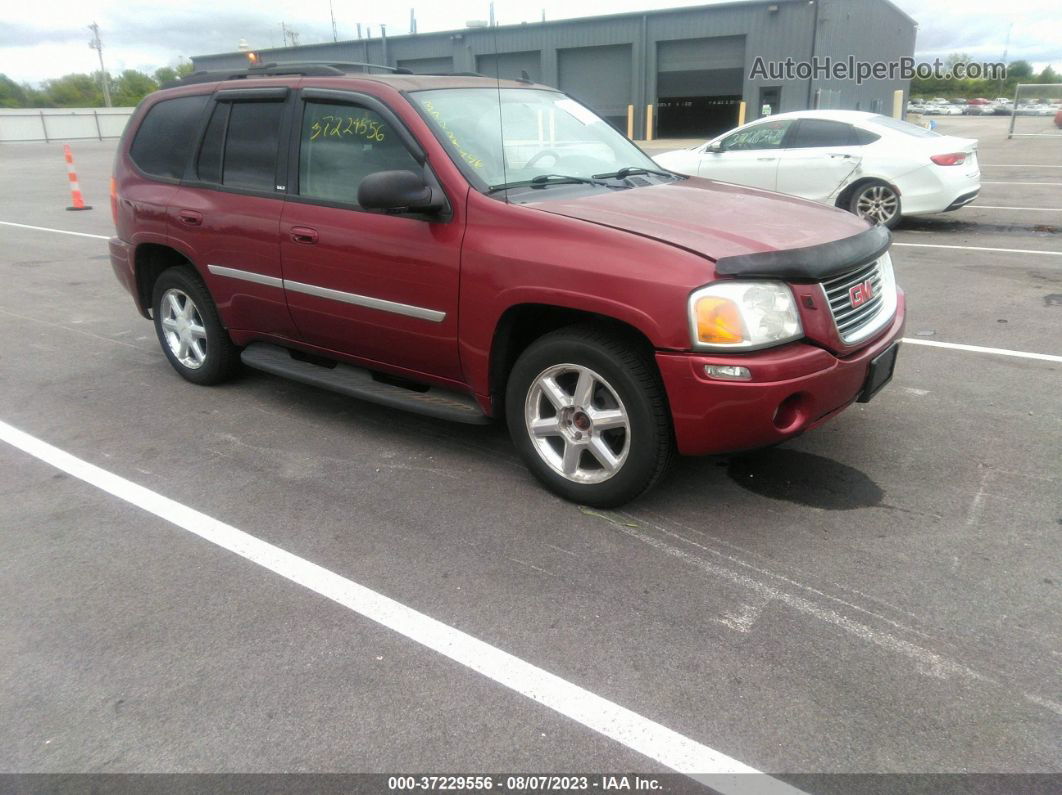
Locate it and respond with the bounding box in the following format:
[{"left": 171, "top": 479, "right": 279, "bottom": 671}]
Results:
[{"left": 241, "top": 343, "right": 490, "bottom": 425}]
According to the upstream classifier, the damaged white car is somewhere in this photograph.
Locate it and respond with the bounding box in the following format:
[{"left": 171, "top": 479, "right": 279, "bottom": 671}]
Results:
[{"left": 653, "top": 110, "right": 981, "bottom": 228}]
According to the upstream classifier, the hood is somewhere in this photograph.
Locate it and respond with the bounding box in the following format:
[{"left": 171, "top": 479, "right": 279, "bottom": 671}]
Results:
[{"left": 525, "top": 177, "right": 872, "bottom": 262}]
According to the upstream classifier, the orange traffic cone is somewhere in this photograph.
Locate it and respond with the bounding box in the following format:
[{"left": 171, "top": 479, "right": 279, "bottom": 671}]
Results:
[{"left": 64, "top": 144, "right": 92, "bottom": 211}]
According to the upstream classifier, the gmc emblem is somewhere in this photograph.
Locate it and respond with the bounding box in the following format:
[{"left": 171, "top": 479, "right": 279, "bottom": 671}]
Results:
[{"left": 849, "top": 279, "right": 874, "bottom": 309}]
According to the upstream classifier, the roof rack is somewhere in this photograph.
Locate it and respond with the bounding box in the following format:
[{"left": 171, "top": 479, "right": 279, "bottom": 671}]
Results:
[{"left": 173, "top": 61, "right": 412, "bottom": 87}]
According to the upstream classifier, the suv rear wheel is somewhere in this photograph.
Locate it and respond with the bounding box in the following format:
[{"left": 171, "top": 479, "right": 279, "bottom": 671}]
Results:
[
  {"left": 505, "top": 325, "right": 673, "bottom": 507},
  {"left": 151, "top": 267, "right": 240, "bottom": 385}
]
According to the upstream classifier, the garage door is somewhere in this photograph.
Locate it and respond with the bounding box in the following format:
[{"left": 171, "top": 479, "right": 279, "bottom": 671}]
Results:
[
  {"left": 657, "top": 36, "right": 745, "bottom": 137},
  {"left": 557, "top": 44, "right": 632, "bottom": 131}
]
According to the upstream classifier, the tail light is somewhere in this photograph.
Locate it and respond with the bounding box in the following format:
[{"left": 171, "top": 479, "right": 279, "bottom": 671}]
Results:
[
  {"left": 110, "top": 177, "right": 118, "bottom": 225},
  {"left": 931, "top": 153, "right": 966, "bottom": 166}
]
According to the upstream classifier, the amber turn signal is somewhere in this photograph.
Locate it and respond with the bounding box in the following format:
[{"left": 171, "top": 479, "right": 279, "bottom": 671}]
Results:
[{"left": 694, "top": 296, "right": 745, "bottom": 344}]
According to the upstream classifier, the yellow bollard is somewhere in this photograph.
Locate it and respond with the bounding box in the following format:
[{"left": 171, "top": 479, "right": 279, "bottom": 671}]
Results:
[
  {"left": 893, "top": 90, "right": 904, "bottom": 119},
  {"left": 646, "top": 104, "right": 654, "bottom": 141},
  {"left": 627, "top": 105, "right": 634, "bottom": 139},
  {"left": 737, "top": 101, "right": 746, "bottom": 127}
]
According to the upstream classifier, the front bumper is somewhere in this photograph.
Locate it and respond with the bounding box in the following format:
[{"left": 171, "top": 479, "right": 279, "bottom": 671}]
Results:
[{"left": 657, "top": 291, "right": 906, "bottom": 456}]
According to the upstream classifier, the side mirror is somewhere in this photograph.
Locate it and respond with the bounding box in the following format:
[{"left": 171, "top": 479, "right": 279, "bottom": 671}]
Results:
[
  {"left": 357, "top": 170, "right": 444, "bottom": 213},
  {"left": 706, "top": 140, "right": 724, "bottom": 153}
]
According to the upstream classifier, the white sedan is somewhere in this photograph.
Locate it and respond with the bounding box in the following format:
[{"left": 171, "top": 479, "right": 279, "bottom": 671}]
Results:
[{"left": 653, "top": 110, "right": 981, "bottom": 228}]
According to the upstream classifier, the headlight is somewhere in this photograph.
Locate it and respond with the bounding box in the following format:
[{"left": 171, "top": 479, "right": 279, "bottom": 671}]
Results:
[{"left": 688, "top": 281, "right": 803, "bottom": 351}]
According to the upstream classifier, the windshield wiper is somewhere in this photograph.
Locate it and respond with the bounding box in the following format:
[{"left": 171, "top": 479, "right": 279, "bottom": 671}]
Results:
[
  {"left": 592, "top": 166, "right": 676, "bottom": 180},
  {"left": 487, "top": 174, "right": 608, "bottom": 193}
]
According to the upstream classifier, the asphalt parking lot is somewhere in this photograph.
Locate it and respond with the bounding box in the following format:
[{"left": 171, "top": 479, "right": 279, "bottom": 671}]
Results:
[{"left": 1, "top": 115, "right": 1059, "bottom": 788}]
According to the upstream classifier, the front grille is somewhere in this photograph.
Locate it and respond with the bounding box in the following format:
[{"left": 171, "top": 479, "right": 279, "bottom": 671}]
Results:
[{"left": 822, "top": 257, "right": 886, "bottom": 343}]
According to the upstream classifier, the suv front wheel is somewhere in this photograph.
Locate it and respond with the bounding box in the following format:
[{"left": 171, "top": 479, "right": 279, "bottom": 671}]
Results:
[
  {"left": 505, "top": 325, "right": 673, "bottom": 507},
  {"left": 151, "top": 266, "right": 240, "bottom": 385}
]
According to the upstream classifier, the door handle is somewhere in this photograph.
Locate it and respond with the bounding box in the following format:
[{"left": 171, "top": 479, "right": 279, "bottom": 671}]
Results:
[
  {"left": 290, "top": 226, "right": 319, "bottom": 245},
  {"left": 177, "top": 210, "right": 203, "bottom": 226},
  {"left": 827, "top": 153, "right": 851, "bottom": 159},
  {"left": 756, "top": 157, "right": 777, "bottom": 161}
]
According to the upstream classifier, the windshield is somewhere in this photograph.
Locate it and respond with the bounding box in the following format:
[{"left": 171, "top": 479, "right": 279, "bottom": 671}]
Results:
[{"left": 410, "top": 88, "right": 664, "bottom": 190}]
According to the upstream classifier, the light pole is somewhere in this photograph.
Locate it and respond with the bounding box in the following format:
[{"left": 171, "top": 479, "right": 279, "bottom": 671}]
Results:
[{"left": 88, "top": 22, "right": 112, "bottom": 108}]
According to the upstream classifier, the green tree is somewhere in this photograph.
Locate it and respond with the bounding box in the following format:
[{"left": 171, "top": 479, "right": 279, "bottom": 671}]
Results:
[
  {"left": 0, "top": 74, "right": 29, "bottom": 107},
  {"left": 153, "top": 66, "right": 178, "bottom": 85},
  {"left": 112, "top": 69, "right": 158, "bottom": 105},
  {"left": 1007, "top": 60, "right": 1033, "bottom": 79},
  {"left": 1037, "top": 65, "right": 1059, "bottom": 83},
  {"left": 40, "top": 73, "right": 103, "bottom": 107}
]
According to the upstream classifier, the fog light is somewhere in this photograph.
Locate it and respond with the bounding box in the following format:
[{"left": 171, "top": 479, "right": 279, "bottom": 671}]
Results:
[{"left": 705, "top": 365, "right": 751, "bottom": 381}]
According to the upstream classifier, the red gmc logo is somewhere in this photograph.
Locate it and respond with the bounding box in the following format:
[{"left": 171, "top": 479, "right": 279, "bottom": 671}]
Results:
[{"left": 849, "top": 279, "right": 874, "bottom": 308}]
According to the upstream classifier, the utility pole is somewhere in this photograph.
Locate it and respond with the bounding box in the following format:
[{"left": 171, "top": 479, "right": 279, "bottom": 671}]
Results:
[
  {"left": 87, "top": 22, "right": 112, "bottom": 108},
  {"left": 410, "top": 8, "right": 417, "bottom": 34}
]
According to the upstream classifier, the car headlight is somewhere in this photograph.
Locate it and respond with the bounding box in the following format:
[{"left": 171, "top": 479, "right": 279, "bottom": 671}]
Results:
[{"left": 688, "top": 281, "right": 803, "bottom": 351}]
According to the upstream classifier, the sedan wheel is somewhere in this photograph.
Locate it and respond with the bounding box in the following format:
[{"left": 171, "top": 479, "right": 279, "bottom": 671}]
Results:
[{"left": 851, "top": 182, "right": 901, "bottom": 228}]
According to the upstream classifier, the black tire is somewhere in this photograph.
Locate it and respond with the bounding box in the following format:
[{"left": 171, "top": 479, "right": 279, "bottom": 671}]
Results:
[
  {"left": 505, "top": 323, "right": 674, "bottom": 507},
  {"left": 151, "top": 266, "right": 240, "bottom": 385},
  {"left": 848, "top": 180, "right": 902, "bottom": 229}
]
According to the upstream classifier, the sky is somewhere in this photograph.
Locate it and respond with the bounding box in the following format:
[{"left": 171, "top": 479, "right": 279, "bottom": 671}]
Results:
[{"left": 2, "top": 0, "right": 1060, "bottom": 85}]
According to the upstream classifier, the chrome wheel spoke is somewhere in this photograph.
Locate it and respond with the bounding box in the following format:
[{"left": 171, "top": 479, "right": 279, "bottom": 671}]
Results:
[
  {"left": 188, "top": 323, "right": 207, "bottom": 341},
  {"left": 540, "top": 376, "right": 573, "bottom": 410},
  {"left": 573, "top": 369, "right": 595, "bottom": 407},
  {"left": 587, "top": 437, "right": 619, "bottom": 473},
  {"left": 561, "top": 441, "right": 583, "bottom": 475},
  {"left": 588, "top": 407, "right": 625, "bottom": 431},
  {"left": 529, "top": 416, "right": 562, "bottom": 437}
]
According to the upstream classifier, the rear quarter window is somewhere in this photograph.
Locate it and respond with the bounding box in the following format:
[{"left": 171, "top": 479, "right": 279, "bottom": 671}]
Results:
[{"left": 129, "top": 94, "right": 209, "bottom": 179}]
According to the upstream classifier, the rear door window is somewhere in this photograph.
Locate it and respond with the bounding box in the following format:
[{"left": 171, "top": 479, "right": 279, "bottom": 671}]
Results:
[
  {"left": 129, "top": 94, "right": 209, "bottom": 179},
  {"left": 788, "top": 119, "right": 858, "bottom": 148},
  {"left": 221, "top": 100, "right": 285, "bottom": 191},
  {"left": 297, "top": 100, "right": 422, "bottom": 205}
]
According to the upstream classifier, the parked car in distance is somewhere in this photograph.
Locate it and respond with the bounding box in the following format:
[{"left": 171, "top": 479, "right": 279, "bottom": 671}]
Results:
[
  {"left": 967, "top": 98, "right": 990, "bottom": 105},
  {"left": 108, "top": 66, "right": 906, "bottom": 507},
  {"left": 653, "top": 110, "right": 980, "bottom": 229},
  {"left": 1056, "top": 109, "right": 1062, "bottom": 128}
]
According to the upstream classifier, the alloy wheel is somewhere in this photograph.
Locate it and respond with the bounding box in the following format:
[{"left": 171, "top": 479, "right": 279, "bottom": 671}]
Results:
[
  {"left": 159, "top": 288, "right": 208, "bottom": 369},
  {"left": 524, "top": 363, "right": 631, "bottom": 484},
  {"left": 855, "top": 184, "right": 899, "bottom": 225}
]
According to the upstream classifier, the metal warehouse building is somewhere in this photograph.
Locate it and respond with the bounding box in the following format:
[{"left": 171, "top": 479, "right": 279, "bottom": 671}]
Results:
[{"left": 191, "top": 0, "right": 916, "bottom": 139}]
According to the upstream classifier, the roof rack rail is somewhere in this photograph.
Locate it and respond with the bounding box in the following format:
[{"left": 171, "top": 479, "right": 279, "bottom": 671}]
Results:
[{"left": 174, "top": 61, "right": 412, "bottom": 87}]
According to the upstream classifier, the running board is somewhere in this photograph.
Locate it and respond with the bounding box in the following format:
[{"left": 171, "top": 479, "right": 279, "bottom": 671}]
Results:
[{"left": 241, "top": 343, "right": 490, "bottom": 425}]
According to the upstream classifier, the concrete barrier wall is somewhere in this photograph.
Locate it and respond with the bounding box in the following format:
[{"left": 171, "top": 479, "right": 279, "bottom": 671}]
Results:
[{"left": 0, "top": 108, "right": 134, "bottom": 143}]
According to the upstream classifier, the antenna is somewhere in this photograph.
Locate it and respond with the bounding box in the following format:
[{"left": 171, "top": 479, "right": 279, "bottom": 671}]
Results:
[
  {"left": 329, "top": 1, "right": 338, "bottom": 42},
  {"left": 491, "top": 22, "right": 508, "bottom": 202},
  {"left": 87, "top": 22, "right": 112, "bottom": 108},
  {"left": 410, "top": 9, "right": 418, "bottom": 34}
]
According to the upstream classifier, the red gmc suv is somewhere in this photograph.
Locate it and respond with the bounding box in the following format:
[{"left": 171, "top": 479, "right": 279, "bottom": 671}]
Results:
[{"left": 109, "top": 63, "right": 905, "bottom": 507}]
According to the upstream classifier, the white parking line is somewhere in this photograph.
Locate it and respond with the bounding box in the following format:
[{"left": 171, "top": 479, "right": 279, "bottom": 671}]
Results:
[
  {"left": 902, "top": 338, "right": 1062, "bottom": 363},
  {"left": 892, "top": 242, "right": 1062, "bottom": 257},
  {"left": 0, "top": 418, "right": 801, "bottom": 795},
  {"left": 0, "top": 220, "right": 110, "bottom": 240},
  {"left": 979, "top": 164, "right": 1062, "bottom": 168}
]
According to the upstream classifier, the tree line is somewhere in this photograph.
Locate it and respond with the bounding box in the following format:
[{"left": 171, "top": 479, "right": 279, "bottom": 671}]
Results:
[
  {"left": 910, "top": 56, "right": 1060, "bottom": 100},
  {"left": 0, "top": 64, "right": 194, "bottom": 109}
]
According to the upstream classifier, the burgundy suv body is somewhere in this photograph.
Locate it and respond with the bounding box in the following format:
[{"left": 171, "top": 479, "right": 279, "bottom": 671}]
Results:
[{"left": 109, "top": 67, "right": 905, "bottom": 506}]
